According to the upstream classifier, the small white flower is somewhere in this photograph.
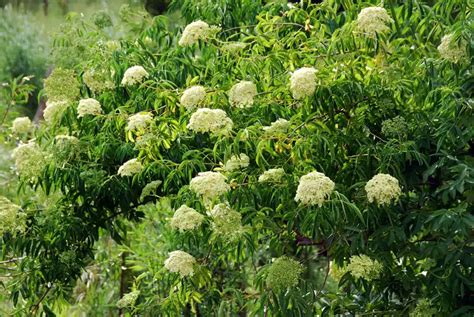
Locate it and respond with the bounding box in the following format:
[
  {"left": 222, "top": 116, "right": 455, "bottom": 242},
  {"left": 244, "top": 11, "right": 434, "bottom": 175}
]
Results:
[
  {"left": 263, "top": 118, "right": 290, "bottom": 136},
  {"left": 0, "top": 196, "right": 26, "bottom": 235},
  {"left": 53, "top": 135, "right": 80, "bottom": 162},
  {"left": 295, "top": 171, "right": 335, "bottom": 206},
  {"left": 221, "top": 42, "right": 247, "bottom": 54},
  {"left": 180, "top": 85, "right": 206, "bottom": 110},
  {"left": 356, "top": 7, "right": 393, "bottom": 36},
  {"left": 170, "top": 205, "right": 205, "bottom": 231},
  {"left": 179, "top": 20, "right": 211, "bottom": 46},
  {"left": 437, "top": 34, "right": 467, "bottom": 63},
  {"left": 12, "top": 141, "right": 44, "bottom": 179},
  {"left": 77, "top": 98, "right": 103, "bottom": 118},
  {"left": 347, "top": 255, "right": 383, "bottom": 281},
  {"left": 121, "top": 66, "right": 149, "bottom": 86},
  {"left": 189, "top": 171, "right": 230, "bottom": 201},
  {"left": 83, "top": 69, "right": 114, "bottom": 93},
  {"left": 54, "top": 134, "right": 79, "bottom": 145},
  {"left": 116, "top": 290, "right": 140, "bottom": 309},
  {"left": 228, "top": 81, "right": 257, "bottom": 108},
  {"left": 43, "top": 100, "right": 68, "bottom": 123},
  {"left": 223, "top": 153, "right": 250, "bottom": 172},
  {"left": 140, "top": 180, "right": 162, "bottom": 201},
  {"left": 290, "top": 67, "right": 317, "bottom": 100},
  {"left": 164, "top": 250, "right": 196, "bottom": 277},
  {"left": 11, "top": 117, "right": 33, "bottom": 134},
  {"left": 117, "top": 158, "right": 143, "bottom": 177},
  {"left": 258, "top": 168, "right": 285, "bottom": 183},
  {"left": 187, "top": 108, "right": 233, "bottom": 136},
  {"left": 209, "top": 203, "right": 242, "bottom": 239},
  {"left": 126, "top": 112, "right": 154, "bottom": 132},
  {"left": 365, "top": 173, "right": 401, "bottom": 206}
]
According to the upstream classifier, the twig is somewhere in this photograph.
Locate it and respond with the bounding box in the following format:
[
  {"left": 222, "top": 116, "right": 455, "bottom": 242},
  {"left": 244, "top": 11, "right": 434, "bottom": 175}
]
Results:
[
  {"left": 317, "top": 257, "right": 331, "bottom": 295},
  {"left": 118, "top": 251, "right": 128, "bottom": 317},
  {"left": 0, "top": 256, "right": 25, "bottom": 264},
  {"left": 30, "top": 284, "right": 52, "bottom": 315}
]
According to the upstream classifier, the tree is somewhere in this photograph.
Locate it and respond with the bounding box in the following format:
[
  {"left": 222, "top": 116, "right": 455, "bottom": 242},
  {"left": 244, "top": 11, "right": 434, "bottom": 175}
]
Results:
[{"left": 1, "top": 0, "right": 472, "bottom": 315}]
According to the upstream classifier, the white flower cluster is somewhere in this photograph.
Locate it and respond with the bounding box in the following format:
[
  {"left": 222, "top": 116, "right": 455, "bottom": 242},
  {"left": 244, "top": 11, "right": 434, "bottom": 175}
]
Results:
[
  {"left": 224, "top": 153, "right": 250, "bottom": 172},
  {"left": 170, "top": 205, "right": 205, "bottom": 232},
  {"left": 189, "top": 171, "right": 230, "bottom": 201},
  {"left": 209, "top": 203, "right": 242, "bottom": 238},
  {"left": 0, "top": 196, "right": 25, "bottom": 235},
  {"left": 263, "top": 118, "right": 290, "bottom": 137},
  {"left": 178, "top": 20, "right": 211, "bottom": 46},
  {"left": 11, "top": 117, "right": 33, "bottom": 135},
  {"left": 164, "top": 250, "right": 196, "bottom": 277},
  {"left": 228, "top": 81, "right": 257, "bottom": 108},
  {"left": 221, "top": 42, "right": 247, "bottom": 54},
  {"left": 295, "top": 171, "right": 335, "bottom": 206},
  {"left": 126, "top": 112, "right": 154, "bottom": 132},
  {"left": 83, "top": 69, "right": 114, "bottom": 93},
  {"left": 187, "top": 108, "right": 233, "bottom": 136},
  {"left": 55, "top": 134, "right": 79, "bottom": 145},
  {"left": 12, "top": 141, "right": 44, "bottom": 179},
  {"left": 117, "top": 158, "right": 143, "bottom": 177},
  {"left": 356, "top": 7, "right": 393, "bottom": 36},
  {"left": 180, "top": 85, "right": 206, "bottom": 110},
  {"left": 121, "top": 66, "right": 149, "bottom": 86},
  {"left": 54, "top": 134, "right": 80, "bottom": 162},
  {"left": 290, "top": 67, "right": 317, "bottom": 100},
  {"left": 44, "top": 68, "right": 80, "bottom": 102},
  {"left": 258, "top": 168, "right": 285, "bottom": 183},
  {"left": 347, "top": 254, "right": 383, "bottom": 281},
  {"left": 437, "top": 34, "right": 467, "bottom": 63},
  {"left": 140, "top": 180, "right": 162, "bottom": 201},
  {"left": 116, "top": 290, "right": 140, "bottom": 309},
  {"left": 43, "top": 100, "right": 68, "bottom": 123},
  {"left": 365, "top": 173, "right": 401, "bottom": 206},
  {"left": 77, "top": 98, "right": 103, "bottom": 118}
]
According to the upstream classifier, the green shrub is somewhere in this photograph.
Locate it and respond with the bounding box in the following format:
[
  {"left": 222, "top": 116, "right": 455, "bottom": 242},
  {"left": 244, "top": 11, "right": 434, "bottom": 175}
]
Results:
[{"left": 1, "top": 1, "right": 473, "bottom": 315}]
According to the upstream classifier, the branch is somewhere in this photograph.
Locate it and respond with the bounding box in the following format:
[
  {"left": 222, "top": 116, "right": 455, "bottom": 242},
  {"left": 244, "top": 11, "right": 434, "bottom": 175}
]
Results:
[
  {"left": 316, "top": 257, "right": 331, "bottom": 295},
  {"left": 30, "top": 284, "right": 52, "bottom": 315},
  {"left": 0, "top": 256, "right": 25, "bottom": 265}
]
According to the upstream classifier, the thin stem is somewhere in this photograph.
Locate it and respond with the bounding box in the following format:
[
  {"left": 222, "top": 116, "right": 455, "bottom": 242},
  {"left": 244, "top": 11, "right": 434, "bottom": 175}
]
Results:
[
  {"left": 317, "top": 257, "right": 331, "bottom": 295},
  {"left": 30, "top": 284, "right": 52, "bottom": 315},
  {"left": 0, "top": 256, "right": 25, "bottom": 264}
]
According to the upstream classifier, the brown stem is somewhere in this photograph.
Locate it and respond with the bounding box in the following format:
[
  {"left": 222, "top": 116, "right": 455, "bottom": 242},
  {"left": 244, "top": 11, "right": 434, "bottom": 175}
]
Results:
[
  {"left": 118, "top": 252, "right": 129, "bottom": 317},
  {"left": 43, "top": 0, "right": 48, "bottom": 16},
  {"left": 30, "top": 284, "right": 52, "bottom": 315},
  {"left": 317, "top": 257, "right": 331, "bottom": 295}
]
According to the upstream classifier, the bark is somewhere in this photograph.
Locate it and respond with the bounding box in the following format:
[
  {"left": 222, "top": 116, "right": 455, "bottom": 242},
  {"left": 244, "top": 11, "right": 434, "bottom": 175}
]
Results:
[{"left": 43, "top": 0, "right": 48, "bottom": 16}]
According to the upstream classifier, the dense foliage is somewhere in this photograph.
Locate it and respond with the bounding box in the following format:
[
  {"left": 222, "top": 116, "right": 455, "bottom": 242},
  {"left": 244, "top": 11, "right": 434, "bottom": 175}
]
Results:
[{"left": 1, "top": 0, "right": 473, "bottom": 315}]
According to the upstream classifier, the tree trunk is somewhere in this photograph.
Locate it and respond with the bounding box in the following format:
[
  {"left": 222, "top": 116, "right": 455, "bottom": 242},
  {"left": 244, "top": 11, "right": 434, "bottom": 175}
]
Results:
[{"left": 43, "top": 0, "right": 48, "bottom": 16}]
